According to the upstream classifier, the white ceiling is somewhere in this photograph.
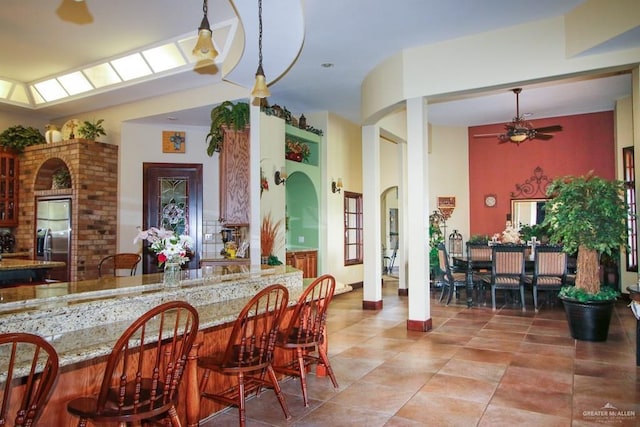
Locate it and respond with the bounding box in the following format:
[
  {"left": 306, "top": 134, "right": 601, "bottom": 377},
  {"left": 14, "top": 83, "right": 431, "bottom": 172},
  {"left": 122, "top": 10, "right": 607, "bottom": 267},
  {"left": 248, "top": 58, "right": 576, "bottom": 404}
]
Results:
[{"left": 1, "top": 0, "right": 638, "bottom": 127}]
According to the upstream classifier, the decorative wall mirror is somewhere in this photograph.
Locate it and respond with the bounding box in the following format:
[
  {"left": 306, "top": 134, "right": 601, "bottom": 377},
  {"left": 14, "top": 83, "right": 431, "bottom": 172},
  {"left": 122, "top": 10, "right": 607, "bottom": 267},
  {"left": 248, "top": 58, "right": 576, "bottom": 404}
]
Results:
[{"left": 511, "top": 198, "right": 548, "bottom": 227}]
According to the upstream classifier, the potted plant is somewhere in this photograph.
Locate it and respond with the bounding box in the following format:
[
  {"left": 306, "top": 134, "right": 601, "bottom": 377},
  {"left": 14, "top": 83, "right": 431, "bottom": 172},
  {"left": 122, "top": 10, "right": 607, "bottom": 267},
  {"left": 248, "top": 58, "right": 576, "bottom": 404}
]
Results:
[
  {"left": 0, "top": 125, "right": 46, "bottom": 153},
  {"left": 542, "top": 172, "right": 627, "bottom": 341},
  {"left": 77, "top": 119, "right": 106, "bottom": 140},
  {"left": 206, "top": 101, "right": 249, "bottom": 156},
  {"left": 261, "top": 213, "right": 283, "bottom": 265},
  {"left": 52, "top": 167, "right": 72, "bottom": 189}
]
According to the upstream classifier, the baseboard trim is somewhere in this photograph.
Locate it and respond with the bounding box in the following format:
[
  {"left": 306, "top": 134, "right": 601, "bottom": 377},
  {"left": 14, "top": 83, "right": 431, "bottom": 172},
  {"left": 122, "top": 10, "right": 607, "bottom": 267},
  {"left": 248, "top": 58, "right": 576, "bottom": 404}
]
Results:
[
  {"left": 362, "top": 299, "right": 383, "bottom": 310},
  {"left": 407, "top": 318, "right": 432, "bottom": 332}
]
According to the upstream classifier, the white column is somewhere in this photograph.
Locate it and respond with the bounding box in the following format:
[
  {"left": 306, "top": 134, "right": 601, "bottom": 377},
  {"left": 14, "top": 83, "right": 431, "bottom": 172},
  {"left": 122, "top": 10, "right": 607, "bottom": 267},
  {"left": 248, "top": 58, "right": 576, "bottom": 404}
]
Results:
[
  {"left": 398, "top": 140, "right": 408, "bottom": 292},
  {"left": 406, "top": 97, "right": 431, "bottom": 329},
  {"left": 249, "top": 102, "right": 261, "bottom": 266},
  {"left": 362, "top": 125, "right": 383, "bottom": 306}
]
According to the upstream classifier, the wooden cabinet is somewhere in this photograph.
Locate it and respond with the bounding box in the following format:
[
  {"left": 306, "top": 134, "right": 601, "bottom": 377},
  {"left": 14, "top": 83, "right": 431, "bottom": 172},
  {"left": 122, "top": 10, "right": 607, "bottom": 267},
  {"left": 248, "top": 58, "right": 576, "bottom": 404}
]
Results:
[
  {"left": 219, "top": 127, "right": 250, "bottom": 226},
  {"left": 0, "top": 149, "right": 18, "bottom": 226},
  {"left": 286, "top": 250, "right": 317, "bottom": 278}
]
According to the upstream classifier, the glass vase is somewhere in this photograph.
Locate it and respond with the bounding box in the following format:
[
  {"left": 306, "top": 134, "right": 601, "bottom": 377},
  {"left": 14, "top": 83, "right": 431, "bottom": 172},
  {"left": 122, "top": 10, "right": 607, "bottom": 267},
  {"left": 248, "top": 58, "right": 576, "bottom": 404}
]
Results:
[{"left": 163, "top": 262, "right": 181, "bottom": 287}]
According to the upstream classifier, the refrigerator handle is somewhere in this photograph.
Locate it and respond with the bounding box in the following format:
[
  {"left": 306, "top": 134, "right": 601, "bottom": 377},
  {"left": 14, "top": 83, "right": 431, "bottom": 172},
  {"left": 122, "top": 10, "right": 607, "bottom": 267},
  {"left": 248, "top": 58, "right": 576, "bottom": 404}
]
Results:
[{"left": 44, "top": 230, "right": 52, "bottom": 261}]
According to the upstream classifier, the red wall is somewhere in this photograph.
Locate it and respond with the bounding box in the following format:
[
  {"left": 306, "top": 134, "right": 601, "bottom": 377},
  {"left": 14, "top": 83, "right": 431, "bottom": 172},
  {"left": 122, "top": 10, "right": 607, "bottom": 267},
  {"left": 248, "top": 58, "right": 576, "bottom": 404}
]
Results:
[{"left": 468, "top": 111, "right": 614, "bottom": 236}]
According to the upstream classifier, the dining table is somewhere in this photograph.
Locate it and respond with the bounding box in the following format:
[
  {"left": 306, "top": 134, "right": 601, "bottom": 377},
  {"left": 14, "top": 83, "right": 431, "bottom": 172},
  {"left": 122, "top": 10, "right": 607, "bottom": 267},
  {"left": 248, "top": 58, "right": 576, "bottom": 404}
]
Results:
[{"left": 452, "top": 252, "right": 576, "bottom": 308}]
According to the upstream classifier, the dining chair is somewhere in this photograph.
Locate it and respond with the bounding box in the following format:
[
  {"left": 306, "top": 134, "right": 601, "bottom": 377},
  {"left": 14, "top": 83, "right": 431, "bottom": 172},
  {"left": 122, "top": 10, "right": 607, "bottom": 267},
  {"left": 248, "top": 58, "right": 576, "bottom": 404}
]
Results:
[
  {"left": 436, "top": 243, "right": 467, "bottom": 305},
  {"left": 198, "top": 284, "right": 291, "bottom": 427},
  {"left": 466, "top": 242, "right": 493, "bottom": 305},
  {"left": 98, "top": 253, "right": 142, "bottom": 277},
  {"left": 528, "top": 245, "right": 568, "bottom": 311},
  {"left": 0, "top": 332, "right": 59, "bottom": 427},
  {"left": 274, "top": 274, "right": 339, "bottom": 407},
  {"left": 483, "top": 245, "right": 527, "bottom": 311},
  {"left": 66, "top": 301, "right": 199, "bottom": 426}
]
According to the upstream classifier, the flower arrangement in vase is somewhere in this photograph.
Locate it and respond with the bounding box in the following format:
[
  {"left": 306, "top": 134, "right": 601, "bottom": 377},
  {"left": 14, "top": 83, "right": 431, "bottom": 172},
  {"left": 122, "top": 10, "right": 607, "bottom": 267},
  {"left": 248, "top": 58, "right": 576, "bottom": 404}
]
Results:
[
  {"left": 285, "top": 139, "right": 310, "bottom": 163},
  {"left": 134, "top": 227, "right": 193, "bottom": 267}
]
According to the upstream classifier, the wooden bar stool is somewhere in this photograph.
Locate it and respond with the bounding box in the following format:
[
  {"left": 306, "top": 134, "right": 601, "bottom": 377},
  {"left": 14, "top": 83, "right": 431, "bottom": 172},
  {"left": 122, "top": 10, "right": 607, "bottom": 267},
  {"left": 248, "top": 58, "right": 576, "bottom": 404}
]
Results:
[
  {"left": 66, "top": 301, "right": 199, "bottom": 426},
  {"left": 0, "top": 332, "right": 59, "bottom": 427},
  {"left": 274, "top": 274, "right": 339, "bottom": 406},
  {"left": 198, "top": 284, "right": 291, "bottom": 427}
]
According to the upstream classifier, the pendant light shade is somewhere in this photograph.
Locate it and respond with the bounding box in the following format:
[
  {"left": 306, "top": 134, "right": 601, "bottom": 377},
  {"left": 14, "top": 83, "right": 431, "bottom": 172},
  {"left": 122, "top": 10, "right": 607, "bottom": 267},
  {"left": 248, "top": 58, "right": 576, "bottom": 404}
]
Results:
[
  {"left": 251, "top": 0, "right": 270, "bottom": 98},
  {"left": 252, "top": 65, "right": 270, "bottom": 98},
  {"left": 192, "top": 0, "right": 218, "bottom": 60}
]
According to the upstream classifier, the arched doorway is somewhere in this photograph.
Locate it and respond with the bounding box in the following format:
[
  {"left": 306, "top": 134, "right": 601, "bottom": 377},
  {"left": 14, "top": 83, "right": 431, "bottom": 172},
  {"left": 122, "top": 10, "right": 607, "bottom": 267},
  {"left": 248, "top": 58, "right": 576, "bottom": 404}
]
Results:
[
  {"left": 380, "top": 186, "right": 398, "bottom": 275},
  {"left": 285, "top": 171, "right": 319, "bottom": 252}
]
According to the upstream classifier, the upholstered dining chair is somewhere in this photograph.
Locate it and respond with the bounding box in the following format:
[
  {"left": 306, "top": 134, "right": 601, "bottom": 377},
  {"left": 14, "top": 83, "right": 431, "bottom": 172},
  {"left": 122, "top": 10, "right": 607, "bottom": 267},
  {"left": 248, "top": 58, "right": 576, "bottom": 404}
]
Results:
[
  {"left": 98, "top": 253, "right": 142, "bottom": 277},
  {"left": 0, "top": 332, "right": 59, "bottom": 427},
  {"left": 465, "top": 242, "right": 493, "bottom": 305},
  {"left": 274, "top": 274, "right": 339, "bottom": 407},
  {"left": 528, "top": 245, "right": 568, "bottom": 311},
  {"left": 436, "top": 243, "right": 467, "bottom": 305},
  {"left": 198, "top": 284, "right": 291, "bottom": 427},
  {"left": 66, "top": 301, "right": 199, "bottom": 426},
  {"left": 483, "top": 245, "right": 527, "bottom": 311}
]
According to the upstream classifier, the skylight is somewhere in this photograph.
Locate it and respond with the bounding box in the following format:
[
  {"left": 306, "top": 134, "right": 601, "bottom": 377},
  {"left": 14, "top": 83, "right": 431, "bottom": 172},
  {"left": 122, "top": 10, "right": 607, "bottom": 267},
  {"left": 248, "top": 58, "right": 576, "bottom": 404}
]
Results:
[{"left": 0, "top": 18, "right": 237, "bottom": 110}]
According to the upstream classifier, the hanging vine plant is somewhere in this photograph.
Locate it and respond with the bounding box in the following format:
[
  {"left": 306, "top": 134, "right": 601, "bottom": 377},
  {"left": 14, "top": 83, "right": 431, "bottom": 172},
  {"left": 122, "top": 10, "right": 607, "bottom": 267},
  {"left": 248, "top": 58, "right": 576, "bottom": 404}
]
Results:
[{"left": 205, "top": 101, "right": 250, "bottom": 156}]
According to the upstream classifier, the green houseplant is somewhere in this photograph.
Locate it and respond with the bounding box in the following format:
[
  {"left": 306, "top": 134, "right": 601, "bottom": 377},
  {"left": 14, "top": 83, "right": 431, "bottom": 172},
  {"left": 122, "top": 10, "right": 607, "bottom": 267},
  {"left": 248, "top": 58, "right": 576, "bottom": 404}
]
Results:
[
  {"left": 0, "top": 125, "right": 46, "bottom": 153},
  {"left": 541, "top": 172, "right": 627, "bottom": 341},
  {"left": 77, "top": 119, "right": 106, "bottom": 140},
  {"left": 206, "top": 101, "right": 249, "bottom": 156}
]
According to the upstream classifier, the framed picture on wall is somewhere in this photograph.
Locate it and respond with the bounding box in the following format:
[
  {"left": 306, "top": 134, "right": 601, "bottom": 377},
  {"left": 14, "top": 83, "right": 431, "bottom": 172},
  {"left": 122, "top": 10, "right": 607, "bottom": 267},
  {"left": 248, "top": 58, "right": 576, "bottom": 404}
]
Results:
[{"left": 162, "top": 131, "right": 186, "bottom": 153}]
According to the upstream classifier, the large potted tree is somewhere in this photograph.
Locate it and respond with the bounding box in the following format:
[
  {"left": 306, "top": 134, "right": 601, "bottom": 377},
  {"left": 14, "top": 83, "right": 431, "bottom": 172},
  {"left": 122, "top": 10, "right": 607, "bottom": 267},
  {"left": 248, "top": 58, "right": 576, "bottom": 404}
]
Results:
[{"left": 542, "top": 172, "right": 628, "bottom": 341}]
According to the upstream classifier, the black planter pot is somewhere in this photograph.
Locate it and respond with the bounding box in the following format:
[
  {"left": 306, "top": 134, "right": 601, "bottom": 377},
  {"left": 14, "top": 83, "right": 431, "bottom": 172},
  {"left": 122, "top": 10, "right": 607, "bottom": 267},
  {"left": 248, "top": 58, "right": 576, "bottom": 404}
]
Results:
[{"left": 560, "top": 296, "right": 615, "bottom": 342}]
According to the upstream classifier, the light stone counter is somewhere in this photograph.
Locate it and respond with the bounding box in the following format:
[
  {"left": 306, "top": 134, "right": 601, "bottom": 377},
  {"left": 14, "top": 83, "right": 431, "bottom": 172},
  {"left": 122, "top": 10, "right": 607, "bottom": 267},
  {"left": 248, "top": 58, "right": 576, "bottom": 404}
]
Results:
[{"left": 0, "top": 264, "right": 303, "bottom": 370}]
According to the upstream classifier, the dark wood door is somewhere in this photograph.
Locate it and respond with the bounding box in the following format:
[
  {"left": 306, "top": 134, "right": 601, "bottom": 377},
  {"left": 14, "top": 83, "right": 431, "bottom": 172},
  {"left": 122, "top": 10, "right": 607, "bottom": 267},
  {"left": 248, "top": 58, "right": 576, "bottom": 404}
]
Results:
[{"left": 142, "top": 163, "right": 203, "bottom": 274}]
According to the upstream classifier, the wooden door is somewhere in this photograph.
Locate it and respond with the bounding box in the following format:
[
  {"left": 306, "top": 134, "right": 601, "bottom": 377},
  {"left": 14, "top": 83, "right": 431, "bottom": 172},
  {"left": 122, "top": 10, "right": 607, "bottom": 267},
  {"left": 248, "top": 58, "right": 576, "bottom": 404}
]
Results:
[{"left": 142, "top": 163, "right": 203, "bottom": 274}]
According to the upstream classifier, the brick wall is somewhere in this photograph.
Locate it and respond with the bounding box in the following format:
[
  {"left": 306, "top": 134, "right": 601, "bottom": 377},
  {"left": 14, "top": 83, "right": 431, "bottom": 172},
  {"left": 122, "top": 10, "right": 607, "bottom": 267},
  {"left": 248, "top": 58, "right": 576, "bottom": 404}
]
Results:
[{"left": 15, "top": 139, "right": 118, "bottom": 281}]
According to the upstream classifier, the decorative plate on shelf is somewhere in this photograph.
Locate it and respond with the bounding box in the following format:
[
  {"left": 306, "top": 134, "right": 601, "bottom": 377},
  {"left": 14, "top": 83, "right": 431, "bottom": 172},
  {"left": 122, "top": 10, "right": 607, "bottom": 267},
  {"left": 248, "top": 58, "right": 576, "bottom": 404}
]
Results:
[{"left": 61, "top": 119, "right": 81, "bottom": 140}]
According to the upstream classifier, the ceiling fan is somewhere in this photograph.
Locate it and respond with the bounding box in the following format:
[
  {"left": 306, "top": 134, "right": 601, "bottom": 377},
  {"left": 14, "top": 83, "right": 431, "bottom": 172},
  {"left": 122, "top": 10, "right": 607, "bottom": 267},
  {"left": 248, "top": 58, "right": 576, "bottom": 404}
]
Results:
[{"left": 474, "top": 88, "right": 562, "bottom": 145}]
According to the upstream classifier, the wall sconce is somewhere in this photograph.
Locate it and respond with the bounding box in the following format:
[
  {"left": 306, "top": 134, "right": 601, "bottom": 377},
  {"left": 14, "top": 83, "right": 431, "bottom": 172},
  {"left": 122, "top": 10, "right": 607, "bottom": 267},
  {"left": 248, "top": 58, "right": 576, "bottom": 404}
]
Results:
[
  {"left": 331, "top": 178, "right": 343, "bottom": 193},
  {"left": 274, "top": 167, "right": 287, "bottom": 185}
]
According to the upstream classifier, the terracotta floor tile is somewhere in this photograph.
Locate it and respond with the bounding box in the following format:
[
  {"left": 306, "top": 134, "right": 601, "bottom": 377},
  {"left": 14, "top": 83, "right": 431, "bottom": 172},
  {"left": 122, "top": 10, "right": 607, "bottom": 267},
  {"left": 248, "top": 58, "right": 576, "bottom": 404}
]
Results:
[
  {"left": 395, "top": 391, "right": 486, "bottom": 426},
  {"left": 509, "top": 351, "right": 574, "bottom": 373},
  {"left": 491, "top": 384, "right": 572, "bottom": 417},
  {"left": 420, "top": 373, "right": 498, "bottom": 404},
  {"left": 499, "top": 365, "right": 573, "bottom": 394},
  {"left": 199, "top": 283, "right": 639, "bottom": 426},
  {"left": 479, "top": 404, "right": 571, "bottom": 427},
  {"left": 439, "top": 358, "right": 507, "bottom": 383},
  {"left": 517, "top": 341, "right": 576, "bottom": 358},
  {"left": 452, "top": 346, "right": 514, "bottom": 364}
]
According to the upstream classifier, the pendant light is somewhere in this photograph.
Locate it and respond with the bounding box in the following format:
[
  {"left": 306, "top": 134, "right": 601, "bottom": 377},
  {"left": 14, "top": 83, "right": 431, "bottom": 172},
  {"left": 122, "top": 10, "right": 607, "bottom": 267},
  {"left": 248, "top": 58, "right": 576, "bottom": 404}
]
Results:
[
  {"left": 192, "top": 0, "right": 219, "bottom": 61},
  {"left": 251, "top": 0, "right": 270, "bottom": 98}
]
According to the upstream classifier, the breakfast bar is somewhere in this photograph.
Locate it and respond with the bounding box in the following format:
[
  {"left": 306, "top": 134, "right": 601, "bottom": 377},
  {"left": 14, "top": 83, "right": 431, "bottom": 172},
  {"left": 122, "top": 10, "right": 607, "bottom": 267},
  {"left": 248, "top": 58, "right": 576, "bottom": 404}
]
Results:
[
  {"left": 0, "top": 258, "right": 65, "bottom": 285},
  {"left": 0, "top": 264, "right": 304, "bottom": 426}
]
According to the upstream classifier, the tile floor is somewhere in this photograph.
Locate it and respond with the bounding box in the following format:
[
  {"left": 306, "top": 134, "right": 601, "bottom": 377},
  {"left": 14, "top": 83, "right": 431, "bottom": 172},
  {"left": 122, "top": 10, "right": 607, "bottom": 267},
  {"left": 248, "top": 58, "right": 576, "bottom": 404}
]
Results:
[{"left": 202, "top": 278, "right": 639, "bottom": 426}]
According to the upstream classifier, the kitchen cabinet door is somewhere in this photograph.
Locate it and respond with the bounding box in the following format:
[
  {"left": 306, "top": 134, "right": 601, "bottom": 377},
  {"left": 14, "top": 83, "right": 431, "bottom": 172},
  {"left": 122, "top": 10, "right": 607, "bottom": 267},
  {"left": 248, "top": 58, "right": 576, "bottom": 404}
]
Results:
[
  {"left": 0, "top": 149, "right": 18, "bottom": 226},
  {"left": 219, "top": 127, "right": 250, "bottom": 226}
]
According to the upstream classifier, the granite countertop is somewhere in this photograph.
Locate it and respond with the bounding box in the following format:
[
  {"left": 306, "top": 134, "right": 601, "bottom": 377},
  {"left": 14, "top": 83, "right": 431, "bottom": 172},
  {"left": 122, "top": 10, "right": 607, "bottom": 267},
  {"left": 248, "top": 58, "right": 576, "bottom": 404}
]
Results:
[
  {"left": 0, "top": 265, "right": 304, "bottom": 371},
  {"left": 286, "top": 247, "right": 318, "bottom": 253},
  {"left": 0, "top": 259, "right": 65, "bottom": 271},
  {"left": 0, "top": 251, "right": 30, "bottom": 258}
]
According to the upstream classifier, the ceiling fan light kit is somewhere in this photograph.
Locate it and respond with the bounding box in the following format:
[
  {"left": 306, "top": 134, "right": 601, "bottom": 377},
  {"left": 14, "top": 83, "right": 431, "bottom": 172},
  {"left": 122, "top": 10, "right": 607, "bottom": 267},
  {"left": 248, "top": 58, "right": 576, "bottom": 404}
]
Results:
[{"left": 474, "top": 88, "right": 562, "bottom": 145}]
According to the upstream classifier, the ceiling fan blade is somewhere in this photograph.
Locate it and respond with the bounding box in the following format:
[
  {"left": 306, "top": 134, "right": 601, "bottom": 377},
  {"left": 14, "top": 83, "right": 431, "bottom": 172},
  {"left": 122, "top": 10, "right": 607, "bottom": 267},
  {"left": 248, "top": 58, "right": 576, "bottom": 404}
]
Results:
[
  {"left": 534, "top": 133, "right": 554, "bottom": 140},
  {"left": 533, "top": 125, "right": 562, "bottom": 133},
  {"left": 473, "top": 133, "right": 502, "bottom": 138}
]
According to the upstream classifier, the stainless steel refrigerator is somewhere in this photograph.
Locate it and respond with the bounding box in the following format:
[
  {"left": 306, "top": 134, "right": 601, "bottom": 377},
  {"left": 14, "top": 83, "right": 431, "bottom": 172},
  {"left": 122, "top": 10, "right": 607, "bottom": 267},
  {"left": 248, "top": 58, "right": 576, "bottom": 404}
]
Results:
[{"left": 36, "top": 198, "right": 71, "bottom": 282}]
